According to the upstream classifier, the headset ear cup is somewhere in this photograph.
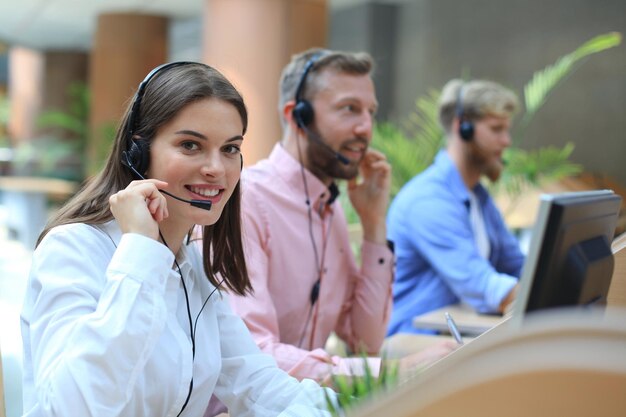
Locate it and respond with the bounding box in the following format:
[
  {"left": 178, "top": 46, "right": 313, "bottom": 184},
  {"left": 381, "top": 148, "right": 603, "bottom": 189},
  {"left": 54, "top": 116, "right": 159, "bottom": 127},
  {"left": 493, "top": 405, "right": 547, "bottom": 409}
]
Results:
[
  {"left": 292, "top": 100, "right": 314, "bottom": 129},
  {"left": 128, "top": 139, "right": 151, "bottom": 174},
  {"left": 459, "top": 120, "right": 474, "bottom": 141}
]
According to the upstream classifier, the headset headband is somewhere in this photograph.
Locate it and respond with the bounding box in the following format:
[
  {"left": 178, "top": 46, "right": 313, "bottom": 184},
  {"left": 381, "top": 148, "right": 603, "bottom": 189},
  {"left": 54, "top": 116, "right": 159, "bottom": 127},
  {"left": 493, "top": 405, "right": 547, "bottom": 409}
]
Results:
[
  {"left": 126, "top": 61, "right": 200, "bottom": 139},
  {"left": 294, "top": 52, "right": 324, "bottom": 103}
]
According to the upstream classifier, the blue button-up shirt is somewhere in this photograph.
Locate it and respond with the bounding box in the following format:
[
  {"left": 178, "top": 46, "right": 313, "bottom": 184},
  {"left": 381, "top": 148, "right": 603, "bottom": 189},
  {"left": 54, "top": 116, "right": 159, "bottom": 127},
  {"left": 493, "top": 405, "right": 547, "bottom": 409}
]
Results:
[{"left": 386, "top": 150, "right": 524, "bottom": 335}]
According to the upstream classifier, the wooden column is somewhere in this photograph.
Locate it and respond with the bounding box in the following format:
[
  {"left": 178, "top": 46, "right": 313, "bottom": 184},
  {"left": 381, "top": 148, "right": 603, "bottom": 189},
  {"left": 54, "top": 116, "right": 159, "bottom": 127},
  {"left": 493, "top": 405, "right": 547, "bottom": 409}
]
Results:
[
  {"left": 7, "top": 47, "right": 44, "bottom": 145},
  {"left": 89, "top": 13, "right": 168, "bottom": 175},
  {"left": 203, "top": 0, "right": 328, "bottom": 165}
]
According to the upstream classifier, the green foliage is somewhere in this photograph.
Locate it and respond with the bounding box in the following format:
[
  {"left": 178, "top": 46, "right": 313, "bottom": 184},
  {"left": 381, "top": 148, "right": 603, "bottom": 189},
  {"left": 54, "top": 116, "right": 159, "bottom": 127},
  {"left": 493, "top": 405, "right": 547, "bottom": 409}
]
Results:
[
  {"left": 12, "top": 136, "right": 83, "bottom": 180},
  {"left": 344, "top": 31, "right": 621, "bottom": 226},
  {"left": 324, "top": 357, "right": 399, "bottom": 417},
  {"left": 521, "top": 32, "right": 622, "bottom": 131},
  {"left": 0, "top": 93, "right": 9, "bottom": 125},
  {"left": 371, "top": 90, "right": 444, "bottom": 198},
  {"left": 39, "top": 81, "right": 90, "bottom": 180},
  {"left": 37, "top": 81, "right": 90, "bottom": 144},
  {"left": 0, "top": 93, "right": 10, "bottom": 146},
  {"left": 10, "top": 82, "right": 90, "bottom": 181},
  {"left": 92, "top": 121, "right": 118, "bottom": 175},
  {"left": 493, "top": 144, "right": 583, "bottom": 198}
]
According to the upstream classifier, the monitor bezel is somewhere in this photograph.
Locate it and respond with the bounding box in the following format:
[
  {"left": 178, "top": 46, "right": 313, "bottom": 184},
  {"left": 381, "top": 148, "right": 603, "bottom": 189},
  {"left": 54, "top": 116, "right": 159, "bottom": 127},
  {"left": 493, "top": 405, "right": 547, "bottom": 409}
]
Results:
[{"left": 510, "top": 189, "right": 619, "bottom": 327}]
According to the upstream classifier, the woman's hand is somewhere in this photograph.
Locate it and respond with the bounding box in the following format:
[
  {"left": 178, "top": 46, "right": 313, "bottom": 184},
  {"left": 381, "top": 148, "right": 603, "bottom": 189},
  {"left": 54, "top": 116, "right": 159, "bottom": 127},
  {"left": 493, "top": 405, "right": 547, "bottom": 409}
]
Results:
[
  {"left": 109, "top": 179, "right": 169, "bottom": 241},
  {"left": 397, "top": 339, "right": 458, "bottom": 380}
]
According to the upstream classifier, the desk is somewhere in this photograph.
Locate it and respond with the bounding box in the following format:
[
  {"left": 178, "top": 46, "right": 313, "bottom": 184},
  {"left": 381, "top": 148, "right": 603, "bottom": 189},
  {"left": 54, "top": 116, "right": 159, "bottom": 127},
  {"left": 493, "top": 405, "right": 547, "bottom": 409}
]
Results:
[
  {"left": 0, "top": 176, "right": 78, "bottom": 249},
  {"left": 353, "top": 308, "right": 626, "bottom": 417},
  {"left": 382, "top": 333, "right": 463, "bottom": 359},
  {"left": 412, "top": 303, "right": 505, "bottom": 337}
]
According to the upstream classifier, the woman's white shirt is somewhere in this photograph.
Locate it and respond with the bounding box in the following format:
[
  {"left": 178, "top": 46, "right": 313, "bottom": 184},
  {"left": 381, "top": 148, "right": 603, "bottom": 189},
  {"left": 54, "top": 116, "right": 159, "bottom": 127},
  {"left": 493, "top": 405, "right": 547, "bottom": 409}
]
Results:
[{"left": 21, "top": 221, "right": 332, "bottom": 417}]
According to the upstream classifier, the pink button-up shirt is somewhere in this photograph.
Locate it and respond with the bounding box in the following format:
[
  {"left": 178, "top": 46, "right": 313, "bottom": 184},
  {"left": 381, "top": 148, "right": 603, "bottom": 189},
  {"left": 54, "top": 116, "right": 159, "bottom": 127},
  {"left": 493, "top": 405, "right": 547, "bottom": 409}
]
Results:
[{"left": 228, "top": 143, "right": 393, "bottom": 382}]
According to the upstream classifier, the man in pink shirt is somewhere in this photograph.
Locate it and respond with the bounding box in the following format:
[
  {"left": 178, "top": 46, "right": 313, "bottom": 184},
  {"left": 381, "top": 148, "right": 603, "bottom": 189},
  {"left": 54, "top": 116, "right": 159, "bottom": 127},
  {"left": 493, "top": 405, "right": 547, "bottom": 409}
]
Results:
[{"left": 227, "top": 48, "right": 454, "bottom": 383}]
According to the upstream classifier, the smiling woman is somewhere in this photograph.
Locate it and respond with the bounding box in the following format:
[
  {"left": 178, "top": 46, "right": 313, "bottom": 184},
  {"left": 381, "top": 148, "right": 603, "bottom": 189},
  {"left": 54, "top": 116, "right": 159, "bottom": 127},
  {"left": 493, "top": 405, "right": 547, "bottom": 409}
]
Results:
[
  {"left": 19, "top": 62, "right": 334, "bottom": 417},
  {"left": 146, "top": 98, "right": 244, "bottom": 232}
]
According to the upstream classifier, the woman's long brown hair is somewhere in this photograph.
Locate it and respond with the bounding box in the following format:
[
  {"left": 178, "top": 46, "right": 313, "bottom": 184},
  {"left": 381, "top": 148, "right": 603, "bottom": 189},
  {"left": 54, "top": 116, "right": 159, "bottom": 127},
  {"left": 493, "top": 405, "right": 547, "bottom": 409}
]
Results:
[{"left": 38, "top": 63, "right": 251, "bottom": 296}]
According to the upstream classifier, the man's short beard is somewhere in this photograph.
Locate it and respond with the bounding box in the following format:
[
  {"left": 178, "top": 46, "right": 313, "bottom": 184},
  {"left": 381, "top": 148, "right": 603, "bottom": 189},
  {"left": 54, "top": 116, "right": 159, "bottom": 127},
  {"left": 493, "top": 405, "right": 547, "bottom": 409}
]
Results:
[
  {"left": 484, "top": 160, "right": 504, "bottom": 182},
  {"left": 468, "top": 142, "right": 504, "bottom": 183},
  {"left": 305, "top": 128, "right": 360, "bottom": 180}
]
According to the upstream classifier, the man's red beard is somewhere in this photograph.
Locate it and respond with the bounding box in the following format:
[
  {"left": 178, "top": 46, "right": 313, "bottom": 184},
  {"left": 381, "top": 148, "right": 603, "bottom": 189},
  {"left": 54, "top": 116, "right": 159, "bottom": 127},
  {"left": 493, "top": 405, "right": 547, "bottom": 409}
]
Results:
[
  {"left": 468, "top": 141, "right": 504, "bottom": 182},
  {"left": 484, "top": 159, "right": 504, "bottom": 182}
]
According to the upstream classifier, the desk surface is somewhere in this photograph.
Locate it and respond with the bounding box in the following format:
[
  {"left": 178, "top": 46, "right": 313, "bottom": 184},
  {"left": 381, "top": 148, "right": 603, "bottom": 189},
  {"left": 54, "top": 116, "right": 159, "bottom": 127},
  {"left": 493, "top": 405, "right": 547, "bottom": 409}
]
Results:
[
  {"left": 0, "top": 176, "right": 77, "bottom": 197},
  {"left": 413, "top": 303, "right": 505, "bottom": 336},
  {"left": 382, "top": 333, "right": 462, "bottom": 359}
]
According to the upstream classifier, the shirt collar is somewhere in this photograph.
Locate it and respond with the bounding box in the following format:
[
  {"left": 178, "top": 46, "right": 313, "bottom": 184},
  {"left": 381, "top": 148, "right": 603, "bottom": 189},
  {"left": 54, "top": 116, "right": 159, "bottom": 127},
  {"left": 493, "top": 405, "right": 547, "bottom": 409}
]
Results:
[
  {"left": 434, "top": 150, "right": 489, "bottom": 207},
  {"left": 269, "top": 143, "right": 340, "bottom": 212}
]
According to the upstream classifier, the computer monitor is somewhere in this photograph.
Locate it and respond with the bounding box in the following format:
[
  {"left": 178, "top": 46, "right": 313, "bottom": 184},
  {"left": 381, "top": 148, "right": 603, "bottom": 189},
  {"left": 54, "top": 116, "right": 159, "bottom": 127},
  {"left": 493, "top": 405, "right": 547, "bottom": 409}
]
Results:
[{"left": 513, "top": 190, "right": 622, "bottom": 323}]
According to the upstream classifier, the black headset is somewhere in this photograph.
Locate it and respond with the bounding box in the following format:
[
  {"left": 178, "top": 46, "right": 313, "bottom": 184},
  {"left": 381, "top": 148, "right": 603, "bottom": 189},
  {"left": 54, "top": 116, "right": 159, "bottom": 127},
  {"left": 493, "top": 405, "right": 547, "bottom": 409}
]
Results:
[
  {"left": 292, "top": 52, "right": 323, "bottom": 129},
  {"left": 455, "top": 84, "right": 475, "bottom": 141},
  {"left": 123, "top": 62, "right": 204, "bottom": 174},
  {"left": 291, "top": 52, "right": 350, "bottom": 166},
  {"left": 121, "top": 61, "right": 242, "bottom": 211}
]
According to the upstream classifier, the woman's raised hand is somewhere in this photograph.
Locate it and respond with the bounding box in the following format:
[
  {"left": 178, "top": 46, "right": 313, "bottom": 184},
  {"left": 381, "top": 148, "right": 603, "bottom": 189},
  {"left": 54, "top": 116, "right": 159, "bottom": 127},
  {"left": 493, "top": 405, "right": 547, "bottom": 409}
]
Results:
[{"left": 109, "top": 179, "right": 169, "bottom": 240}]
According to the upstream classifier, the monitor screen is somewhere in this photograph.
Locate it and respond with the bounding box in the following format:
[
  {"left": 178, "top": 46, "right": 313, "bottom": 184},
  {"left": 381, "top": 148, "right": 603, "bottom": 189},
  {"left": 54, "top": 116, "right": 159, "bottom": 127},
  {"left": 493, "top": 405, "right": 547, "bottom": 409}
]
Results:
[{"left": 513, "top": 190, "right": 622, "bottom": 322}]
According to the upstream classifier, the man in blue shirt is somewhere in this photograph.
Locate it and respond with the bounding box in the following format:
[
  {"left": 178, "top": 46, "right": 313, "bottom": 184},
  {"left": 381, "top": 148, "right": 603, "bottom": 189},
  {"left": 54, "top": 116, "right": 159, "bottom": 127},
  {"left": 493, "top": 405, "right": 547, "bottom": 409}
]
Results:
[{"left": 387, "top": 79, "right": 525, "bottom": 335}]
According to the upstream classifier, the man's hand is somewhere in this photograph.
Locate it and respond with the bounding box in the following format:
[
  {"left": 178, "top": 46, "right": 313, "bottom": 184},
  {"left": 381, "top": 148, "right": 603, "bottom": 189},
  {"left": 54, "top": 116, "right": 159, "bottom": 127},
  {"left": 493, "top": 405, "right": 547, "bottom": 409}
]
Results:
[
  {"left": 347, "top": 149, "right": 391, "bottom": 245},
  {"left": 500, "top": 284, "right": 519, "bottom": 315}
]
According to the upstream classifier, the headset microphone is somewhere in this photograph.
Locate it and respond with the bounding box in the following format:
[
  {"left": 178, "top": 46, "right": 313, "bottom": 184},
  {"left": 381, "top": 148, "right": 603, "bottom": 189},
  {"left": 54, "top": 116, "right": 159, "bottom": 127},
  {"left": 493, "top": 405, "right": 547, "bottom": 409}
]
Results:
[
  {"left": 301, "top": 124, "right": 350, "bottom": 166},
  {"left": 122, "top": 150, "right": 213, "bottom": 211}
]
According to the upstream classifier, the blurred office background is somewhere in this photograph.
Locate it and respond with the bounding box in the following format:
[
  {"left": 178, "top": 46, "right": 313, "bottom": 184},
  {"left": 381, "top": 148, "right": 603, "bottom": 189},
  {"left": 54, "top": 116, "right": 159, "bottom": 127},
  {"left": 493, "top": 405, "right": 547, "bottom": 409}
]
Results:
[{"left": 0, "top": 1, "right": 624, "bottom": 416}]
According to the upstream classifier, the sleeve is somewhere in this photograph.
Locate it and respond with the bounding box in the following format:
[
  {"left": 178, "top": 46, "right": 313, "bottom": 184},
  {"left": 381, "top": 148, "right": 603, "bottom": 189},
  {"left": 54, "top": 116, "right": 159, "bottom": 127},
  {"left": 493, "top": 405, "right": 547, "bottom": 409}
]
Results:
[
  {"left": 230, "top": 194, "right": 381, "bottom": 382},
  {"left": 22, "top": 228, "right": 176, "bottom": 416},
  {"left": 409, "top": 200, "right": 517, "bottom": 313},
  {"left": 212, "top": 293, "right": 334, "bottom": 417},
  {"left": 333, "top": 239, "right": 393, "bottom": 355},
  {"left": 488, "top": 201, "right": 526, "bottom": 277}
]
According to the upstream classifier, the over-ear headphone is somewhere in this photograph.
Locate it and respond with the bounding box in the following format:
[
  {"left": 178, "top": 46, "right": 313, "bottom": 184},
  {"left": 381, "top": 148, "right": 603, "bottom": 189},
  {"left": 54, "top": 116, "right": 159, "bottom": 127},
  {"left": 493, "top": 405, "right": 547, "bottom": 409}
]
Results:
[
  {"left": 290, "top": 52, "right": 350, "bottom": 166},
  {"left": 292, "top": 52, "right": 323, "bottom": 129},
  {"left": 121, "top": 61, "right": 216, "bottom": 212},
  {"left": 123, "top": 138, "right": 151, "bottom": 175},
  {"left": 456, "top": 84, "right": 475, "bottom": 141},
  {"left": 123, "top": 61, "right": 200, "bottom": 175},
  {"left": 123, "top": 61, "right": 245, "bottom": 175}
]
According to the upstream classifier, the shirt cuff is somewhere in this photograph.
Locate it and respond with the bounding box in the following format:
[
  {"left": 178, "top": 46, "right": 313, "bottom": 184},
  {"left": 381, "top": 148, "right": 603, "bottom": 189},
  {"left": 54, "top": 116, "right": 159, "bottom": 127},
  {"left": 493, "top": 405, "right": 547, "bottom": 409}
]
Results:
[
  {"left": 485, "top": 273, "right": 517, "bottom": 312},
  {"left": 361, "top": 240, "right": 394, "bottom": 272},
  {"left": 108, "top": 233, "right": 175, "bottom": 292}
]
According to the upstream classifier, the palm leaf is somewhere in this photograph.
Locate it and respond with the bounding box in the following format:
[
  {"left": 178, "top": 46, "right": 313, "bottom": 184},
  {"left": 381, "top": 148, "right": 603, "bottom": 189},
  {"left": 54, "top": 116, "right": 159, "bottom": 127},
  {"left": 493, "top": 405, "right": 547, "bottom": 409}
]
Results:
[
  {"left": 371, "top": 90, "right": 444, "bottom": 199},
  {"left": 521, "top": 32, "right": 621, "bottom": 130},
  {"left": 492, "top": 143, "right": 583, "bottom": 197}
]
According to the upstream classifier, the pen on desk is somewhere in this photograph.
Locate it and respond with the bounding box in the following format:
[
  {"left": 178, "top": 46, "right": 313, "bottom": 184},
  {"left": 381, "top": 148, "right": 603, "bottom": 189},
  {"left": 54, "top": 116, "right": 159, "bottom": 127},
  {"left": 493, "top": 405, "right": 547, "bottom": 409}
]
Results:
[{"left": 445, "top": 312, "right": 464, "bottom": 345}]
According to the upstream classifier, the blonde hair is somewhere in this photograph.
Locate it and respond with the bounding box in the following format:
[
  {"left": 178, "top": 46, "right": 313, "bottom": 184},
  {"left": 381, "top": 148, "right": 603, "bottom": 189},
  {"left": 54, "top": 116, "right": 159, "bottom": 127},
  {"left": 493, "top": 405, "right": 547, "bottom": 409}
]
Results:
[
  {"left": 438, "top": 79, "right": 519, "bottom": 134},
  {"left": 278, "top": 47, "right": 374, "bottom": 126}
]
